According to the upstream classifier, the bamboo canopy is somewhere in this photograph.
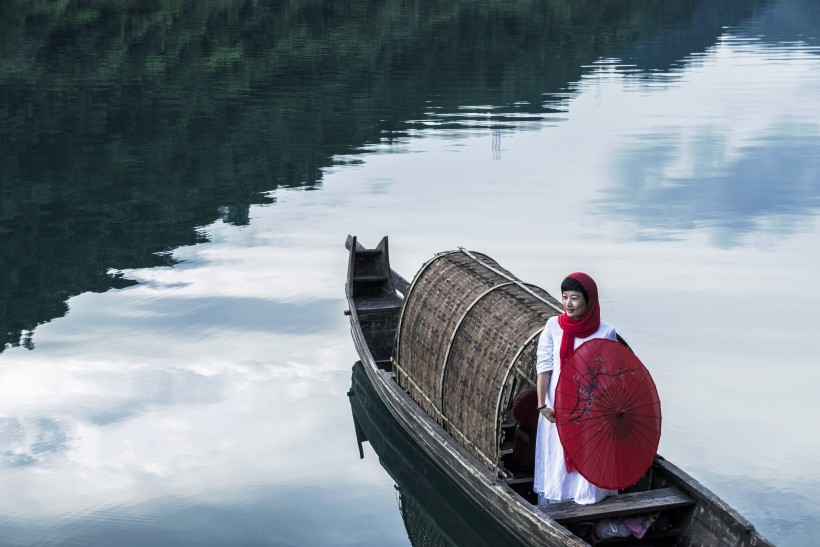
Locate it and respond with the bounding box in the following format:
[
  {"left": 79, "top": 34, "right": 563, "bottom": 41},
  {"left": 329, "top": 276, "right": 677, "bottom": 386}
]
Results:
[{"left": 393, "top": 249, "right": 563, "bottom": 472}]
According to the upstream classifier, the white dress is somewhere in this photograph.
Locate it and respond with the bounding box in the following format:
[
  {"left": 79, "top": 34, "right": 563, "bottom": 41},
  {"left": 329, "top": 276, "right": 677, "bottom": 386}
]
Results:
[{"left": 533, "top": 315, "right": 618, "bottom": 505}]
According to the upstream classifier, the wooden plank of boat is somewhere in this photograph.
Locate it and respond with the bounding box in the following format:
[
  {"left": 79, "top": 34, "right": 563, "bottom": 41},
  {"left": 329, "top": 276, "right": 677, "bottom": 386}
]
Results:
[{"left": 539, "top": 486, "right": 695, "bottom": 523}]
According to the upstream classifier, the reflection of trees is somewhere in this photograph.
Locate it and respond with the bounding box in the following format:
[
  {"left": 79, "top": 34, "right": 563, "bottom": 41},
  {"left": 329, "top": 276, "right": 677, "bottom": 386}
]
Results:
[
  {"left": 739, "top": 0, "right": 820, "bottom": 46},
  {"left": 0, "top": 0, "right": 766, "bottom": 350},
  {"left": 611, "top": 1, "right": 775, "bottom": 71}
]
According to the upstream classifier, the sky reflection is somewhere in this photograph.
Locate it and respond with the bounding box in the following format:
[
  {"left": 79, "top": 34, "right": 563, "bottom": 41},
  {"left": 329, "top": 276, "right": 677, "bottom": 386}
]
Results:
[
  {"left": 575, "top": 36, "right": 820, "bottom": 246},
  {"left": 0, "top": 217, "right": 370, "bottom": 529},
  {"left": 2, "top": 2, "right": 820, "bottom": 546}
]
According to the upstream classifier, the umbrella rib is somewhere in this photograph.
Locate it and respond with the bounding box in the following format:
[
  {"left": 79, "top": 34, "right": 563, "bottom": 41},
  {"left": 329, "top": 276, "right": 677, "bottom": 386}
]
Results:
[
  {"left": 558, "top": 412, "right": 618, "bottom": 447},
  {"left": 624, "top": 422, "right": 658, "bottom": 458},
  {"left": 621, "top": 367, "right": 650, "bottom": 409},
  {"left": 563, "top": 419, "right": 657, "bottom": 475},
  {"left": 619, "top": 435, "right": 645, "bottom": 484},
  {"left": 627, "top": 400, "right": 660, "bottom": 409},
  {"left": 627, "top": 419, "right": 662, "bottom": 439},
  {"left": 596, "top": 423, "right": 619, "bottom": 487},
  {"left": 590, "top": 430, "right": 615, "bottom": 488},
  {"left": 626, "top": 431, "right": 653, "bottom": 467},
  {"left": 569, "top": 421, "right": 611, "bottom": 477}
]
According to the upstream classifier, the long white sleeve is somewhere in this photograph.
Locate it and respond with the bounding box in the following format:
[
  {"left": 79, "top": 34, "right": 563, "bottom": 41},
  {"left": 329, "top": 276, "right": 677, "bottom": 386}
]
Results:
[{"left": 535, "top": 317, "right": 556, "bottom": 374}]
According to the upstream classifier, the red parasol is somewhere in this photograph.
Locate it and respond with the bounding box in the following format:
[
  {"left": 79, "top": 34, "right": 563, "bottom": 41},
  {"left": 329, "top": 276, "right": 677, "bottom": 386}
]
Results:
[{"left": 555, "top": 338, "right": 661, "bottom": 490}]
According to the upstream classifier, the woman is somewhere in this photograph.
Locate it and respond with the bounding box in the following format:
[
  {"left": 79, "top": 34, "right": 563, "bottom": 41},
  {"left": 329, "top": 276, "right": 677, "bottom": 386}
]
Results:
[{"left": 533, "top": 272, "right": 617, "bottom": 505}]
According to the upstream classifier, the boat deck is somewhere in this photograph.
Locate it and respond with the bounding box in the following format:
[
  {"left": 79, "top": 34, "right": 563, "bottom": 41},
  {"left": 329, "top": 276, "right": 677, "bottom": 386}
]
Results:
[
  {"left": 353, "top": 294, "right": 402, "bottom": 312},
  {"left": 540, "top": 486, "right": 695, "bottom": 523}
]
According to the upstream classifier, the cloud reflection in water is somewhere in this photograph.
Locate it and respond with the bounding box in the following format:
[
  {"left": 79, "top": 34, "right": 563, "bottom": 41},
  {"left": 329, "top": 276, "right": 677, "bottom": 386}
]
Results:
[
  {"left": 589, "top": 37, "right": 820, "bottom": 246},
  {"left": 609, "top": 130, "right": 820, "bottom": 246}
]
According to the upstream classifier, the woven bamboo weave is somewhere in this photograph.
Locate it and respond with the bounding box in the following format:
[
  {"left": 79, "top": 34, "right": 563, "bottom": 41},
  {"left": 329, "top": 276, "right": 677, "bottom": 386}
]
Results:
[{"left": 394, "top": 249, "right": 562, "bottom": 469}]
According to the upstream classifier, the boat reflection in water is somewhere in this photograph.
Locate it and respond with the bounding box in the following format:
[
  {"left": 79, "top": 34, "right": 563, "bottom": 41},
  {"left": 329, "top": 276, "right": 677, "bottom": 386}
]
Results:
[{"left": 348, "top": 361, "right": 522, "bottom": 547}]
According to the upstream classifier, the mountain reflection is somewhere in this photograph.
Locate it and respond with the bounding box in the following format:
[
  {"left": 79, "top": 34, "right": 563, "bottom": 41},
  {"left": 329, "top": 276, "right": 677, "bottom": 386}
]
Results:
[
  {"left": 0, "top": 0, "right": 771, "bottom": 351},
  {"left": 742, "top": 0, "right": 820, "bottom": 45}
]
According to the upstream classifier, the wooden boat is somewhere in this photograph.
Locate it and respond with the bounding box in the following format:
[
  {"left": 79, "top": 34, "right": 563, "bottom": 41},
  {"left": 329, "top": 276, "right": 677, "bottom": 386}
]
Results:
[{"left": 344, "top": 235, "right": 773, "bottom": 547}]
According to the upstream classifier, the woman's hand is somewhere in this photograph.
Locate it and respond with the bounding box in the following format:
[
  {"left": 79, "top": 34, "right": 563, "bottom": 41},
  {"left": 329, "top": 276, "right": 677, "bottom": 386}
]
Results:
[{"left": 539, "top": 406, "right": 556, "bottom": 423}]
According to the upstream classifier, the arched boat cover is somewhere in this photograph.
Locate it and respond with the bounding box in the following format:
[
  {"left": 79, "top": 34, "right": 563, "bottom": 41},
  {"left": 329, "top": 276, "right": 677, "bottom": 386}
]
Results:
[{"left": 393, "top": 249, "right": 563, "bottom": 472}]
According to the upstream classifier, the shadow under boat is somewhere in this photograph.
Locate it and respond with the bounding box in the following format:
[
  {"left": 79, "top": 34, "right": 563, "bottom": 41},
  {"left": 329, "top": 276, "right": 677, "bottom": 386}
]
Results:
[{"left": 348, "top": 360, "right": 522, "bottom": 547}]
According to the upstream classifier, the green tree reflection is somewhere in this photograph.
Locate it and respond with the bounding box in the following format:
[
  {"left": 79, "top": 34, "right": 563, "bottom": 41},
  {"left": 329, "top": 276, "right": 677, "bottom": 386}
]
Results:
[{"left": 0, "top": 0, "right": 766, "bottom": 351}]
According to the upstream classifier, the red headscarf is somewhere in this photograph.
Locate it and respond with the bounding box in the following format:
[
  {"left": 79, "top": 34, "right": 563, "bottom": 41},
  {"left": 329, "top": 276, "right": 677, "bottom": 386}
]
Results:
[
  {"left": 556, "top": 272, "right": 600, "bottom": 474},
  {"left": 556, "top": 272, "right": 601, "bottom": 367}
]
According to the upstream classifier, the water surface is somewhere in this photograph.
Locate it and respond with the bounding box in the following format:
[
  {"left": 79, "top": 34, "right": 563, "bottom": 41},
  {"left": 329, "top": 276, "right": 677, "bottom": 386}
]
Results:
[{"left": 1, "top": 0, "right": 819, "bottom": 545}]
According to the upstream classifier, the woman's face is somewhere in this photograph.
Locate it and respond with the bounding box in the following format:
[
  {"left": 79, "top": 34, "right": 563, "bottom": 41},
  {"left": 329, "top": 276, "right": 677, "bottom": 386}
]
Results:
[{"left": 562, "top": 290, "right": 588, "bottom": 319}]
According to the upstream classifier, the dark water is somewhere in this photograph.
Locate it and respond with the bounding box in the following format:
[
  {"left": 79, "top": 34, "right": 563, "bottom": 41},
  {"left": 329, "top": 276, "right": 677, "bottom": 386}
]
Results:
[{"left": 1, "top": 1, "right": 819, "bottom": 545}]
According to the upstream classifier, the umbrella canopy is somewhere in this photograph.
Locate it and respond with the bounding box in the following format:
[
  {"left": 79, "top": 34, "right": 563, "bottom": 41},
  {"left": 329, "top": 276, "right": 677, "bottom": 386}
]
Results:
[{"left": 555, "top": 338, "right": 661, "bottom": 490}]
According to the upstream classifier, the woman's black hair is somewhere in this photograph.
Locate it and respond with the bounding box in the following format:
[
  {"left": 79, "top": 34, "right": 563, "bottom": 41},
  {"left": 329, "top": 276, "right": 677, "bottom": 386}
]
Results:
[{"left": 561, "top": 276, "right": 588, "bottom": 303}]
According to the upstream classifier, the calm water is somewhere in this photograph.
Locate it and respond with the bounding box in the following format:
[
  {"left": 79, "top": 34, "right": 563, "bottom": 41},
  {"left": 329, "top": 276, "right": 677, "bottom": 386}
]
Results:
[{"left": 1, "top": 0, "right": 819, "bottom": 545}]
